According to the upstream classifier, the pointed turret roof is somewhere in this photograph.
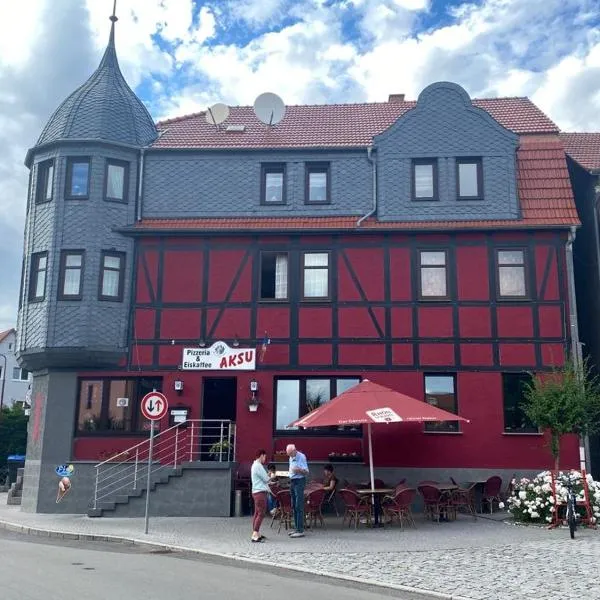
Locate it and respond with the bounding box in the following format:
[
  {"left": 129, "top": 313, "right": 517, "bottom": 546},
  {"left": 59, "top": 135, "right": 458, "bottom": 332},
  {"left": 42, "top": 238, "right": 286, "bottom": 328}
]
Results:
[{"left": 35, "top": 10, "right": 157, "bottom": 150}]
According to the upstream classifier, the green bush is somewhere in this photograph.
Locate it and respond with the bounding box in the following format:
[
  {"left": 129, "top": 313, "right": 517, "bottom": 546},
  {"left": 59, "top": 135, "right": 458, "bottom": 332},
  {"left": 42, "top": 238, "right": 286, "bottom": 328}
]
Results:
[{"left": 0, "top": 405, "right": 28, "bottom": 468}]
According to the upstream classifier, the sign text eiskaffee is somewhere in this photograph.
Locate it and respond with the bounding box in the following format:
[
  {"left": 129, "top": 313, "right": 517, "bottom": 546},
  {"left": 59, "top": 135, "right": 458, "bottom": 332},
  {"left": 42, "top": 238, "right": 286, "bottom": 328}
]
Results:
[{"left": 182, "top": 341, "right": 256, "bottom": 370}]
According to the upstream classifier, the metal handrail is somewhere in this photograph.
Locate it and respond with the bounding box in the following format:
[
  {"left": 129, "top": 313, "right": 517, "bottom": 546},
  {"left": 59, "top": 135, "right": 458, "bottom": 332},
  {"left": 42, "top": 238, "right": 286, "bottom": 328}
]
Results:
[{"left": 92, "top": 419, "right": 235, "bottom": 511}]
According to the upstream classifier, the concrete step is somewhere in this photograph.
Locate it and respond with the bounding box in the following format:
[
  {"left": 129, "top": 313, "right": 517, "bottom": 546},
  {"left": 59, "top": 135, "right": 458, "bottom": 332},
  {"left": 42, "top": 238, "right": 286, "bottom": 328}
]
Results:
[
  {"left": 87, "top": 508, "right": 103, "bottom": 518},
  {"left": 7, "top": 495, "right": 22, "bottom": 506}
]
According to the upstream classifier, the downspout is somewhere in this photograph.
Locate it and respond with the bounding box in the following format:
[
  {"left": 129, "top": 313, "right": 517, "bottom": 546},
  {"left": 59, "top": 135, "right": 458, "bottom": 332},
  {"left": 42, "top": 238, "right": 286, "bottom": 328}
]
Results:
[
  {"left": 136, "top": 148, "right": 146, "bottom": 222},
  {"left": 357, "top": 145, "right": 376, "bottom": 227},
  {"left": 565, "top": 225, "right": 589, "bottom": 472}
]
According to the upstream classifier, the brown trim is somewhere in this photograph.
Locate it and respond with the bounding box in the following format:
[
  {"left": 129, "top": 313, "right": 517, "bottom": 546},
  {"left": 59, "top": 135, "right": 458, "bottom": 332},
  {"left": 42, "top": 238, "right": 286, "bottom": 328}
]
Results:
[
  {"left": 300, "top": 251, "right": 331, "bottom": 301},
  {"left": 456, "top": 157, "right": 483, "bottom": 200},
  {"left": 35, "top": 159, "right": 54, "bottom": 204},
  {"left": 411, "top": 158, "right": 438, "bottom": 201},
  {"left": 28, "top": 251, "right": 48, "bottom": 302},
  {"left": 417, "top": 249, "right": 449, "bottom": 300},
  {"left": 305, "top": 162, "right": 331, "bottom": 204},
  {"left": 259, "top": 250, "right": 289, "bottom": 302},
  {"left": 104, "top": 159, "right": 130, "bottom": 203},
  {"left": 423, "top": 372, "right": 459, "bottom": 433},
  {"left": 260, "top": 163, "right": 286, "bottom": 205},
  {"left": 65, "top": 157, "right": 91, "bottom": 200},
  {"left": 58, "top": 250, "right": 85, "bottom": 300},
  {"left": 495, "top": 247, "right": 529, "bottom": 300},
  {"left": 98, "top": 251, "right": 126, "bottom": 302}
]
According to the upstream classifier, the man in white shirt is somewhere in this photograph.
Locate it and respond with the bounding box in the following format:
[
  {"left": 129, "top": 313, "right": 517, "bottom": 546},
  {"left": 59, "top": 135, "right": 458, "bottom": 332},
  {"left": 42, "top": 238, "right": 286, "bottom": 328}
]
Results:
[{"left": 287, "top": 444, "right": 309, "bottom": 538}]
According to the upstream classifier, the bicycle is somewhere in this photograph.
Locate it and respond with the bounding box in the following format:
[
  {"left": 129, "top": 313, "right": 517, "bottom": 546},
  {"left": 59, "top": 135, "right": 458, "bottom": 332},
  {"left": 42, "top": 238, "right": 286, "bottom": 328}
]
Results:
[{"left": 564, "top": 473, "right": 577, "bottom": 539}]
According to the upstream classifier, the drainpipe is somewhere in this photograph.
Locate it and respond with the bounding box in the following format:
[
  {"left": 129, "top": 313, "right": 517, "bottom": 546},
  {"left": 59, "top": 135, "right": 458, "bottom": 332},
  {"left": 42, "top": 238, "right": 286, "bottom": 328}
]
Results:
[
  {"left": 357, "top": 145, "right": 376, "bottom": 227},
  {"left": 565, "top": 225, "right": 589, "bottom": 472},
  {"left": 136, "top": 148, "right": 146, "bottom": 222}
]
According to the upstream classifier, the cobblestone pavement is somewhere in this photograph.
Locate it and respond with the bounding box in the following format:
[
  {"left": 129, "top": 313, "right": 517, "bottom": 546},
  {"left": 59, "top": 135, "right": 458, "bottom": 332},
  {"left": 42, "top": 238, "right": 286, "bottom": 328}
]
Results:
[{"left": 1, "top": 495, "right": 598, "bottom": 600}]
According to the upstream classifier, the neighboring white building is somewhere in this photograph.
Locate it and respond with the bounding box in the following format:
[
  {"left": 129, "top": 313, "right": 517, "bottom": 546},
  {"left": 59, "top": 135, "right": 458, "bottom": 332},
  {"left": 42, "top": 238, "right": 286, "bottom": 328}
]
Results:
[{"left": 0, "top": 329, "right": 31, "bottom": 409}]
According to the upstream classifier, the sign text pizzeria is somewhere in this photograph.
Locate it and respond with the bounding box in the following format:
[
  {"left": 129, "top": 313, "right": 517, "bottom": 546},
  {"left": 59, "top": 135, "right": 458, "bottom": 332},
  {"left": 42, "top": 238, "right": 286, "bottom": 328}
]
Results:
[{"left": 182, "top": 341, "right": 256, "bottom": 371}]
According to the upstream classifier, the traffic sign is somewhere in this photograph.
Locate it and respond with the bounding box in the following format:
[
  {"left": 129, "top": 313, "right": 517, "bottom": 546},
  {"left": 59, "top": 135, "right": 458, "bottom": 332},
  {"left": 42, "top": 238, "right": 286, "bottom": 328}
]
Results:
[{"left": 141, "top": 391, "right": 168, "bottom": 421}]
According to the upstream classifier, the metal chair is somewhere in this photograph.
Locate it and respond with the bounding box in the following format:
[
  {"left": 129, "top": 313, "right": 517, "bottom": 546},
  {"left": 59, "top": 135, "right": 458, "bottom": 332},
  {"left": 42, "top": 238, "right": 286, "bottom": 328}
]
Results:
[
  {"left": 339, "top": 489, "right": 372, "bottom": 529},
  {"left": 482, "top": 476, "right": 503, "bottom": 513},
  {"left": 383, "top": 487, "right": 417, "bottom": 528}
]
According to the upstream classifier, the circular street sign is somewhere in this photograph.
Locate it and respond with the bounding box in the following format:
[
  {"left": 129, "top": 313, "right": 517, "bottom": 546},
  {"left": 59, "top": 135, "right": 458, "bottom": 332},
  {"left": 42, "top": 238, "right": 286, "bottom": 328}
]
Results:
[{"left": 141, "top": 391, "right": 169, "bottom": 421}]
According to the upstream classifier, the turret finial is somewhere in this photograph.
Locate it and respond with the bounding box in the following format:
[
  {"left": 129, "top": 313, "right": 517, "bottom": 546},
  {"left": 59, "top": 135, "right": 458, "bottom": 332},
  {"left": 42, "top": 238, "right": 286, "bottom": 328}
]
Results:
[{"left": 110, "top": 0, "right": 118, "bottom": 23}]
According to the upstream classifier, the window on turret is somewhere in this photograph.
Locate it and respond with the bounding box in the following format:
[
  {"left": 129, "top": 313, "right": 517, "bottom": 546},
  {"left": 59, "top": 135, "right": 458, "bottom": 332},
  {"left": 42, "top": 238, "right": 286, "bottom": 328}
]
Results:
[
  {"left": 105, "top": 160, "right": 129, "bottom": 203},
  {"left": 58, "top": 250, "right": 85, "bottom": 300},
  {"left": 457, "top": 158, "right": 483, "bottom": 200},
  {"left": 65, "top": 158, "right": 90, "bottom": 199},
  {"left": 36, "top": 160, "right": 54, "bottom": 203},
  {"left": 412, "top": 159, "right": 438, "bottom": 201},
  {"left": 29, "top": 252, "right": 48, "bottom": 302},
  {"left": 99, "top": 251, "right": 126, "bottom": 301}
]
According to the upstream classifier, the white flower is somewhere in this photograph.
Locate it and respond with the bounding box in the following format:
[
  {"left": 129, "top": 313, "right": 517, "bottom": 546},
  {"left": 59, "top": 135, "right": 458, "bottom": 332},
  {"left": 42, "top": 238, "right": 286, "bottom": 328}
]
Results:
[
  {"left": 531, "top": 511, "right": 540, "bottom": 518},
  {"left": 548, "top": 496, "right": 555, "bottom": 504},
  {"left": 498, "top": 502, "right": 505, "bottom": 509},
  {"left": 519, "top": 491, "right": 527, "bottom": 500},
  {"left": 546, "top": 516, "right": 552, "bottom": 522},
  {"left": 550, "top": 507, "right": 556, "bottom": 513}
]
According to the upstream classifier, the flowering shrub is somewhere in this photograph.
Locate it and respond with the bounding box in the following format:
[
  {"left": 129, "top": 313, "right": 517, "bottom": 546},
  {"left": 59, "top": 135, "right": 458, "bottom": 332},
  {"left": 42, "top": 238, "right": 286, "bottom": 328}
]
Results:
[{"left": 507, "top": 470, "right": 600, "bottom": 525}]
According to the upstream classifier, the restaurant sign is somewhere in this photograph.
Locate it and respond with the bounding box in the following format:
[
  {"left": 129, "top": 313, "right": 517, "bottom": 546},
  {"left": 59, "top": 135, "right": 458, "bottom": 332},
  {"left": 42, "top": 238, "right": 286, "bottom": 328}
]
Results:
[
  {"left": 366, "top": 407, "right": 403, "bottom": 423},
  {"left": 182, "top": 341, "right": 256, "bottom": 371}
]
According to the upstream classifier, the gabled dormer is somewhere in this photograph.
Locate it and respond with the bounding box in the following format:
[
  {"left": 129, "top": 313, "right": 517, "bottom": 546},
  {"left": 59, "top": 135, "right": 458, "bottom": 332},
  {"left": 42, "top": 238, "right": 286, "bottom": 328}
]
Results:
[{"left": 374, "top": 82, "right": 520, "bottom": 222}]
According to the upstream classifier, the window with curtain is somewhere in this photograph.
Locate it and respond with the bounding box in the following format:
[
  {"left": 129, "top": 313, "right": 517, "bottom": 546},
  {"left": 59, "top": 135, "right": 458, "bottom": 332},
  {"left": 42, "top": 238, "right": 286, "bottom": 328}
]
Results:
[
  {"left": 105, "top": 160, "right": 128, "bottom": 202},
  {"left": 29, "top": 252, "right": 48, "bottom": 302},
  {"left": 497, "top": 249, "right": 527, "bottom": 297},
  {"left": 275, "top": 377, "right": 361, "bottom": 433},
  {"left": 424, "top": 374, "right": 459, "bottom": 432},
  {"left": 260, "top": 252, "right": 288, "bottom": 300},
  {"left": 99, "top": 252, "right": 125, "bottom": 301},
  {"left": 36, "top": 160, "right": 54, "bottom": 203},
  {"left": 59, "top": 251, "right": 84, "bottom": 299},
  {"left": 457, "top": 158, "right": 482, "bottom": 199},
  {"left": 66, "top": 158, "right": 90, "bottom": 198},
  {"left": 412, "top": 159, "right": 438, "bottom": 200},
  {"left": 419, "top": 250, "right": 448, "bottom": 298},
  {"left": 302, "top": 252, "right": 329, "bottom": 299}
]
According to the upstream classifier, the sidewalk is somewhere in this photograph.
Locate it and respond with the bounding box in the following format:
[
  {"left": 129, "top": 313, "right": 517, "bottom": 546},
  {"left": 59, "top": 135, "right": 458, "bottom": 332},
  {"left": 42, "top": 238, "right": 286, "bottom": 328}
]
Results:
[{"left": 1, "top": 494, "right": 598, "bottom": 600}]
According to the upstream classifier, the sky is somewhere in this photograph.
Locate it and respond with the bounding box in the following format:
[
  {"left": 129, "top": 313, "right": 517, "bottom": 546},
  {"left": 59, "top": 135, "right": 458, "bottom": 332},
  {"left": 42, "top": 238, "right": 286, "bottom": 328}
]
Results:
[{"left": 0, "top": 0, "right": 599, "bottom": 331}]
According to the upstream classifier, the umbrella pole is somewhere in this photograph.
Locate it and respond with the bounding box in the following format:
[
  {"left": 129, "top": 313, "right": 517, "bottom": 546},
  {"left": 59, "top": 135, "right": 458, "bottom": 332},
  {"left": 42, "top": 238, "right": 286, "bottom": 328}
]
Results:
[{"left": 368, "top": 422, "right": 375, "bottom": 490}]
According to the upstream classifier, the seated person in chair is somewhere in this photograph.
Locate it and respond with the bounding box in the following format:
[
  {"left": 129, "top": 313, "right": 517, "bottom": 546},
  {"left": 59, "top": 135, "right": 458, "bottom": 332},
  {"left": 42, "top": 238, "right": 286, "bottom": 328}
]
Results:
[
  {"left": 323, "top": 464, "right": 338, "bottom": 493},
  {"left": 267, "top": 463, "right": 277, "bottom": 515}
]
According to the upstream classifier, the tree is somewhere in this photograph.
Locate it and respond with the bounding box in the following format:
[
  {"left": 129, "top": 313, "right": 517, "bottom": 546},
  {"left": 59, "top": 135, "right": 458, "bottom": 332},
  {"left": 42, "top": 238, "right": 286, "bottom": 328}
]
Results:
[
  {"left": 0, "top": 404, "right": 28, "bottom": 468},
  {"left": 522, "top": 358, "right": 600, "bottom": 470}
]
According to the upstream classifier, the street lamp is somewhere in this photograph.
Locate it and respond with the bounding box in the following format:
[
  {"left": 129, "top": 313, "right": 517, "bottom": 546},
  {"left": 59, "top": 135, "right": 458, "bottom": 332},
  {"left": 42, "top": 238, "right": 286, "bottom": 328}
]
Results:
[{"left": 0, "top": 353, "right": 6, "bottom": 413}]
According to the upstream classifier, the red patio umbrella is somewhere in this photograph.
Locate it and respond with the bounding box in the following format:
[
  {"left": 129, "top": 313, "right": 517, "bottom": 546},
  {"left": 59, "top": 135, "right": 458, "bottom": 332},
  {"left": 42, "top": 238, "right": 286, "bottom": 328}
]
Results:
[{"left": 290, "top": 379, "right": 470, "bottom": 491}]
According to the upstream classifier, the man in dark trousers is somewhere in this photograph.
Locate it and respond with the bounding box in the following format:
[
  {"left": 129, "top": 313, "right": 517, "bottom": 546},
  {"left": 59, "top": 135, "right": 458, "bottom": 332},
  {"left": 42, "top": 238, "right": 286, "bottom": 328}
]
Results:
[{"left": 286, "top": 444, "right": 309, "bottom": 538}]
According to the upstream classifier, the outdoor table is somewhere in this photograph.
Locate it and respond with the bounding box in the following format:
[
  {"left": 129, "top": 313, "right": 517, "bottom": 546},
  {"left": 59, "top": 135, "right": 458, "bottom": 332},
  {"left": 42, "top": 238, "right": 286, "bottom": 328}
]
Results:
[
  {"left": 357, "top": 488, "right": 395, "bottom": 527},
  {"left": 435, "top": 483, "right": 459, "bottom": 521}
]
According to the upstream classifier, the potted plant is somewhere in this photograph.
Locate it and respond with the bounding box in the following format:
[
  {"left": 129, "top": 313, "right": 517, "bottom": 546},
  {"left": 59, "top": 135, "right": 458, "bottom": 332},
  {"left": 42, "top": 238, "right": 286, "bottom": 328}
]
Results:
[{"left": 209, "top": 439, "right": 231, "bottom": 461}]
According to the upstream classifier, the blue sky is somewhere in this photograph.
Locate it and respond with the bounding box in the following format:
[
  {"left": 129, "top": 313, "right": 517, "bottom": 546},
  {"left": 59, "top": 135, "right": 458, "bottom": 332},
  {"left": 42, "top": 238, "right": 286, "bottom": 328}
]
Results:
[{"left": 0, "top": 0, "right": 598, "bottom": 330}]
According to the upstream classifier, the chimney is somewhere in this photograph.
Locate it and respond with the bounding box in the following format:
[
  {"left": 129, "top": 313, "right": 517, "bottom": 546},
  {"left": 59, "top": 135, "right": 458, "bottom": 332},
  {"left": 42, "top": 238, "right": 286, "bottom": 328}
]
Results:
[{"left": 388, "top": 93, "right": 405, "bottom": 103}]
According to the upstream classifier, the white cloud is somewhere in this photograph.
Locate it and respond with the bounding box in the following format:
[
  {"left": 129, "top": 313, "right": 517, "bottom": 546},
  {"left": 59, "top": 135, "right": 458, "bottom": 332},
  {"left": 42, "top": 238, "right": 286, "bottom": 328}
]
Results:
[{"left": 1, "top": 0, "right": 600, "bottom": 332}]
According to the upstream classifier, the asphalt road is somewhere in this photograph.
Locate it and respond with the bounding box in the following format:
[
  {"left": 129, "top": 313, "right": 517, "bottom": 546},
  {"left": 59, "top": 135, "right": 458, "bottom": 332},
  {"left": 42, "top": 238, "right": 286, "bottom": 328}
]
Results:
[{"left": 0, "top": 529, "right": 436, "bottom": 600}]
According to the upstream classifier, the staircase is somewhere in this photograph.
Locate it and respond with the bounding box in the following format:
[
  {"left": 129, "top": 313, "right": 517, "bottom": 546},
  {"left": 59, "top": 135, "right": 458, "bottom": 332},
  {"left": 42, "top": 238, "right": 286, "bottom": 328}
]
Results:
[
  {"left": 7, "top": 467, "right": 24, "bottom": 505},
  {"left": 88, "top": 419, "right": 235, "bottom": 518}
]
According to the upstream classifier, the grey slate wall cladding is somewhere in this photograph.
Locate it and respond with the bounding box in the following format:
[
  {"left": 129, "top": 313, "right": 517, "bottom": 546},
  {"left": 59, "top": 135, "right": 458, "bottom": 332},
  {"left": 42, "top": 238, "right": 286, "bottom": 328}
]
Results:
[
  {"left": 375, "top": 82, "right": 520, "bottom": 221},
  {"left": 142, "top": 150, "right": 373, "bottom": 218},
  {"left": 18, "top": 144, "right": 138, "bottom": 358}
]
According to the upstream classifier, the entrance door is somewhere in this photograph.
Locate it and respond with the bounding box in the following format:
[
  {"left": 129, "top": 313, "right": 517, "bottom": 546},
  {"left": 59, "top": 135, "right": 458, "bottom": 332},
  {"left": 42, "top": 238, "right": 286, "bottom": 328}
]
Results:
[{"left": 201, "top": 378, "right": 237, "bottom": 461}]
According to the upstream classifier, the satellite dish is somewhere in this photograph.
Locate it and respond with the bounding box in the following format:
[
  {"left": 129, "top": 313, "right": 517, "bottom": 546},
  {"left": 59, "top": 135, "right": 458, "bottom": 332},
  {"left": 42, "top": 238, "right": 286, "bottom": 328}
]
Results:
[
  {"left": 205, "top": 103, "right": 230, "bottom": 126},
  {"left": 253, "top": 92, "right": 286, "bottom": 126}
]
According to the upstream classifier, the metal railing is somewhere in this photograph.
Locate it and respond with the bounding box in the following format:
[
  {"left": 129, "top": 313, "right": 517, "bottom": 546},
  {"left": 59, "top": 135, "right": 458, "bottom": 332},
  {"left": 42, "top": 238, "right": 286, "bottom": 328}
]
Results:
[{"left": 92, "top": 419, "right": 235, "bottom": 510}]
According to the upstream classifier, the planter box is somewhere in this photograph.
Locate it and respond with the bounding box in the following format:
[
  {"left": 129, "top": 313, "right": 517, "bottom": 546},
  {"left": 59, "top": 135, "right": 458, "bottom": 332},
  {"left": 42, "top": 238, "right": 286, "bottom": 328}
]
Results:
[{"left": 328, "top": 456, "right": 363, "bottom": 463}]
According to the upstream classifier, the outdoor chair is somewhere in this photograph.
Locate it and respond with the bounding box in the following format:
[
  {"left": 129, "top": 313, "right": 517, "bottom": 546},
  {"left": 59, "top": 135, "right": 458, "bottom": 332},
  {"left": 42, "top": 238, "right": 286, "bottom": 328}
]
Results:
[
  {"left": 482, "top": 476, "right": 503, "bottom": 513},
  {"left": 383, "top": 487, "right": 417, "bottom": 528},
  {"left": 449, "top": 478, "right": 478, "bottom": 519},
  {"left": 304, "top": 487, "right": 327, "bottom": 529},
  {"left": 339, "top": 488, "right": 372, "bottom": 529},
  {"left": 500, "top": 474, "right": 516, "bottom": 503},
  {"left": 374, "top": 478, "right": 386, "bottom": 488},
  {"left": 418, "top": 484, "right": 455, "bottom": 522},
  {"left": 395, "top": 478, "right": 407, "bottom": 488},
  {"left": 417, "top": 480, "right": 439, "bottom": 486},
  {"left": 270, "top": 489, "right": 293, "bottom": 533}
]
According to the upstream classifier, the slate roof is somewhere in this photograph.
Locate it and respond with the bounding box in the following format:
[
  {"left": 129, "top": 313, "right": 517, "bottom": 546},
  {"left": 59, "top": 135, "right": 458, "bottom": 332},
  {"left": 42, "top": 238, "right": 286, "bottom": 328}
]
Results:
[
  {"left": 560, "top": 133, "right": 600, "bottom": 172},
  {"left": 153, "top": 97, "right": 559, "bottom": 149},
  {"left": 36, "top": 24, "right": 157, "bottom": 149},
  {"left": 132, "top": 134, "right": 578, "bottom": 233}
]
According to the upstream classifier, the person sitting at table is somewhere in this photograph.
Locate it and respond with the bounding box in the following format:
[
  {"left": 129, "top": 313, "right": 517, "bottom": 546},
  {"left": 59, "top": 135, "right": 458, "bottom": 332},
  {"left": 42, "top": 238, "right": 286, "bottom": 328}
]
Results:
[
  {"left": 266, "top": 463, "right": 278, "bottom": 515},
  {"left": 323, "top": 464, "right": 338, "bottom": 493}
]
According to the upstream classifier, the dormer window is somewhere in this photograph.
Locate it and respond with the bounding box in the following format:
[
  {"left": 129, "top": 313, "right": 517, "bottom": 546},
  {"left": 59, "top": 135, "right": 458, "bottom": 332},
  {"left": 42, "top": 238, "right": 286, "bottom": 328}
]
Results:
[
  {"left": 457, "top": 158, "right": 483, "bottom": 199},
  {"left": 261, "top": 163, "right": 286, "bottom": 204},
  {"left": 412, "top": 159, "right": 438, "bottom": 201},
  {"left": 105, "top": 160, "right": 129, "bottom": 203},
  {"left": 305, "top": 163, "right": 330, "bottom": 204},
  {"left": 65, "top": 158, "right": 90, "bottom": 199}
]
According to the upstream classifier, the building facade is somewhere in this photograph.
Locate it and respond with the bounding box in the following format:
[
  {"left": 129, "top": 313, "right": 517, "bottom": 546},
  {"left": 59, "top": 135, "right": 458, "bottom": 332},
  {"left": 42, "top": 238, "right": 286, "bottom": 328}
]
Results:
[
  {"left": 16, "top": 15, "right": 583, "bottom": 514},
  {"left": 0, "top": 329, "right": 31, "bottom": 408}
]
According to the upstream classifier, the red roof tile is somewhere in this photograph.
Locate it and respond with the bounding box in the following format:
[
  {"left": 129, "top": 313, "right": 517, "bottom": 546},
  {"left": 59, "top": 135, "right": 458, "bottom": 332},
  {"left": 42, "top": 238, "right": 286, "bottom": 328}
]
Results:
[
  {"left": 560, "top": 133, "right": 600, "bottom": 172},
  {"left": 0, "top": 328, "right": 15, "bottom": 344},
  {"left": 133, "top": 134, "right": 578, "bottom": 234},
  {"left": 153, "top": 98, "right": 559, "bottom": 149}
]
